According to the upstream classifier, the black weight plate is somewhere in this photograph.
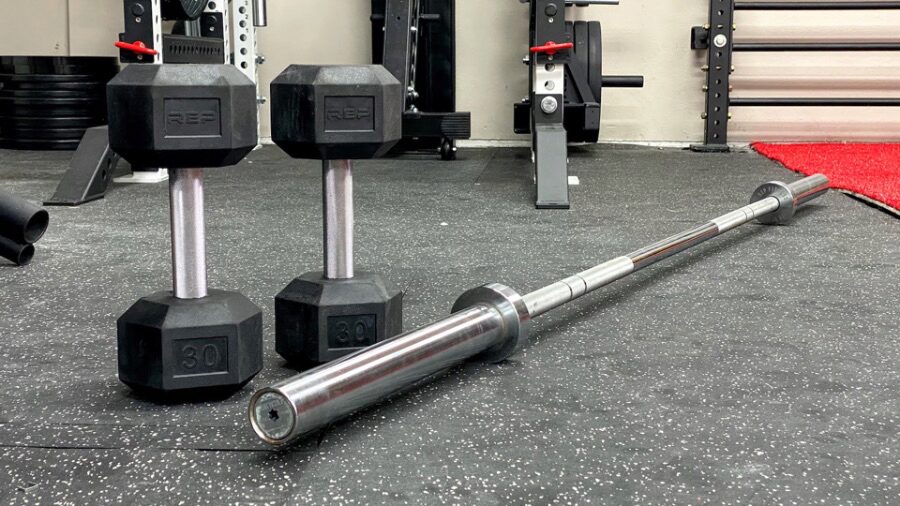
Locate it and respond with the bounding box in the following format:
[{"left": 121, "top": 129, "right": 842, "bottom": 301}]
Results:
[
  {"left": 0, "top": 56, "right": 118, "bottom": 75},
  {"left": 0, "top": 89, "right": 101, "bottom": 99},
  {"left": 0, "top": 96, "right": 104, "bottom": 106},
  {"left": 0, "top": 104, "right": 106, "bottom": 117},
  {"left": 2, "top": 65, "right": 117, "bottom": 77},
  {"left": 0, "top": 125, "right": 88, "bottom": 140},
  {"left": 161, "top": 0, "right": 206, "bottom": 20},
  {"left": 0, "top": 137, "right": 81, "bottom": 150},
  {"left": 573, "top": 21, "right": 590, "bottom": 91},
  {"left": 0, "top": 115, "right": 101, "bottom": 129},
  {"left": 0, "top": 73, "right": 109, "bottom": 83},
  {"left": 0, "top": 80, "right": 106, "bottom": 92},
  {"left": 587, "top": 22, "right": 603, "bottom": 100}
]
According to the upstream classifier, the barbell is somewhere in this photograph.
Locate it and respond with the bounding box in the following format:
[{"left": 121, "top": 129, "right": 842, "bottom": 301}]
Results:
[{"left": 249, "top": 174, "right": 830, "bottom": 446}]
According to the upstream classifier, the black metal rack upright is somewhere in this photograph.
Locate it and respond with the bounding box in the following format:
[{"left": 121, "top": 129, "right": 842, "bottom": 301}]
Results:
[
  {"left": 516, "top": 0, "right": 643, "bottom": 209},
  {"left": 371, "top": 0, "right": 471, "bottom": 160},
  {"left": 691, "top": 1, "right": 900, "bottom": 152}
]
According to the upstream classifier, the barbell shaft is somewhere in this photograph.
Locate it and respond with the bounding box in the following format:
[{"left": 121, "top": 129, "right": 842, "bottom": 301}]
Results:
[{"left": 250, "top": 174, "right": 830, "bottom": 446}]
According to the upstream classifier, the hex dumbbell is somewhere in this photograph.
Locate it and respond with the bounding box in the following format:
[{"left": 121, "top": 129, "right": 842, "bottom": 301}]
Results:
[
  {"left": 108, "top": 64, "right": 263, "bottom": 396},
  {"left": 270, "top": 65, "right": 404, "bottom": 368}
]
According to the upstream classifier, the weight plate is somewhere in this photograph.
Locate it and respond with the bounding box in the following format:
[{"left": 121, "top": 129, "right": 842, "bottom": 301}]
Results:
[
  {"left": 0, "top": 73, "right": 110, "bottom": 83},
  {"left": 161, "top": 0, "right": 206, "bottom": 21},
  {"left": 0, "top": 125, "right": 88, "bottom": 140},
  {"left": 587, "top": 22, "right": 603, "bottom": 100},
  {"left": 572, "top": 21, "right": 590, "bottom": 96},
  {"left": 0, "top": 137, "right": 81, "bottom": 151},
  {"left": 0, "top": 96, "right": 104, "bottom": 106},
  {"left": 0, "top": 56, "right": 118, "bottom": 76},
  {"left": 0, "top": 89, "right": 102, "bottom": 99},
  {"left": 0, "top": 104, "right": 106, "bottom": 117},
  {"left": 0, "top": 115, "right": 102, "bottom": 128},
  {"left": 0, "top": 80, "right": 106, "bottom": 92}
]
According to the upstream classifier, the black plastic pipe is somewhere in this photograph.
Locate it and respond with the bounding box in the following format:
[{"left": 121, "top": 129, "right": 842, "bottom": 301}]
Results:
[
  {"left": 0, "top": 235, "right": 35, "bottom": 266},
  {"left": 734, "top": 42, "right": 900, "bottom": 51},
  {"left": 730, "top": 97, "right": 900, "bottom": 106},
  {"left": 736, "top": 2, "right": 900, "bottom": 9},
  {"left": 0, "top": 189, "right": 49, "bottom": 244},
  {"left": 601, "top": 75, "right": 645, "bottom": 88}
]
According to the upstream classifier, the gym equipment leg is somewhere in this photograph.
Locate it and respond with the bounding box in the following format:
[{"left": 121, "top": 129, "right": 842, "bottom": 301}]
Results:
[
  {"left": 44, "top": 126, "right": 122, "bottom": 207},
  {"left": 250, "top": 174, "right": 830, "bottom": 446}
]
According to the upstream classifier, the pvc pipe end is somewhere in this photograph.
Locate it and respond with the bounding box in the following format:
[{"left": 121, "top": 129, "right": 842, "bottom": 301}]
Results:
[
  {"left": 17, "top": 244, "right": 35, "bottom": 266},
  {"left": 24, "top": 210, "right": 49, "bottom": 244}
]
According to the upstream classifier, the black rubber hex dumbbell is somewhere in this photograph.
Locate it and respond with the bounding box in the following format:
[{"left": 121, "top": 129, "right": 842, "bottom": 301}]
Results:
[
  {"left": 107, "top": 64, "right": 263, "bottom": 396},
  {"left": 270, "top": 65, "right": 404, "bottom": 368}
]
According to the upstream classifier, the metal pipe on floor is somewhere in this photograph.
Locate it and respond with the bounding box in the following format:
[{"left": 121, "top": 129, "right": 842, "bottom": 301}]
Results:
[{"left": 249, "top": 174, "right": 830, "bottom": 447}]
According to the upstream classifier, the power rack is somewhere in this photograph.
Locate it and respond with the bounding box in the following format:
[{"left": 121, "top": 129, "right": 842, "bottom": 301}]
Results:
[
  {"left": 371, "top": 0, "right": 471, "bottom": 160},
  {"left": 516, "top": 0, "right": 643, "bottom": 209},
  {"left": 691, "top": 0, "right": 900, "bottom": 152}
]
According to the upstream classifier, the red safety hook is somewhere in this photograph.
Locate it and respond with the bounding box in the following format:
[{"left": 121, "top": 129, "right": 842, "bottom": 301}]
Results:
[
  {"left": 115, "top": 40, "right": 159, "bottom": 56},
  {"left": 529, "top": 41, "right": 573, "bottom": 56}
]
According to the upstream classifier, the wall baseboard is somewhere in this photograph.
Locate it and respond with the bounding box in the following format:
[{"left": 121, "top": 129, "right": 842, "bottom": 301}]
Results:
[{"left": 259, "top": 137, "right": 752, "bottom": 151}]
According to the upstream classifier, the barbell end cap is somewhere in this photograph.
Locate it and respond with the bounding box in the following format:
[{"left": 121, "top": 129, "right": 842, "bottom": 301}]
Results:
[
  {"left": 249, "top": 388, "right": 297, "bottom": 446},
  {"left": 451, "top": 283, "right": 530, "bottom": 364},
  {"left": 750, "top": 181, "right": 795, "bottom": 225}
]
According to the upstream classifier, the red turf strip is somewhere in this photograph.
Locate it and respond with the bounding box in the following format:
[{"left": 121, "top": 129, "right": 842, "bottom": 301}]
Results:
[{"left": 752, "top": 143, "right": 900, "bottom": 214}]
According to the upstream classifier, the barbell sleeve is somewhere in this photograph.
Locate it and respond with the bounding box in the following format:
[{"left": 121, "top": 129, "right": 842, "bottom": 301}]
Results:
[
  {"left": 252, "top": 0, "right": 268, "bottom": 27},
  {"left": 600, "top": 76, "right": 645, "bottom": 88},
  {"left": 249, "top": 174, "right": 830, "bottom": 446}
]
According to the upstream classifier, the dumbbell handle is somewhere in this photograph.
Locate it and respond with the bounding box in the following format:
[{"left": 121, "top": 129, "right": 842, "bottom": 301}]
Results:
[
  {"left": 324, "top": 160, "right": 354, "bottom": 280},
  {"left": 170, "top": 168, "right": 208, "bottom": 299}
]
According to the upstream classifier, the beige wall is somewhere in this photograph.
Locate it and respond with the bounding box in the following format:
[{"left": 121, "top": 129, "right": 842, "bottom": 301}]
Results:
[
  {"left": 2, "top": 0, "right": 900, "bottom": 142},
  {"left": 0, "top": 0, "right": 70, "bottom": 55}
]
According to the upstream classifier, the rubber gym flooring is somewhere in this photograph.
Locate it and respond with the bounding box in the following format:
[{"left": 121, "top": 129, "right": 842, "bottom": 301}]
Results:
[{"left": 0, "top": 145, "right": 897, "bottom": 504}]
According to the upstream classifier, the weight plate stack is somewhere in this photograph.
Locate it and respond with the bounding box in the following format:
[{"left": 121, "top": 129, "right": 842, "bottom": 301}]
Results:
[{"left": 0, "top": 56, "right": 119, "bottom": 151}]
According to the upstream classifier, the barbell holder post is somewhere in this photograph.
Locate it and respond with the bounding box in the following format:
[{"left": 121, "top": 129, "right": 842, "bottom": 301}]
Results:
[
  {"left": 252, "top": 0, "right": 268, "bottom": 27},
  {"left": 600, "top": 75, "right": 645, "bottom": 88},
  {"left": 249, "top": 174, "right": 830, "bottom": 446}
]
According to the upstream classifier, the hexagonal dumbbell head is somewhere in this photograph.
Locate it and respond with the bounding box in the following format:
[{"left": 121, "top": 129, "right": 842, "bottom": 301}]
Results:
[
  {"left": 270, "top": 65, "right": 402, "bottom": 160},
  {"left": 117, "top": 290, "right": 264, "bottom": 394},
  {"left": 275, "top": 272, "right": 403, "bottom": 367},
  {"left": 107, "top": 64, "right": 258, "bottom": 169}
]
